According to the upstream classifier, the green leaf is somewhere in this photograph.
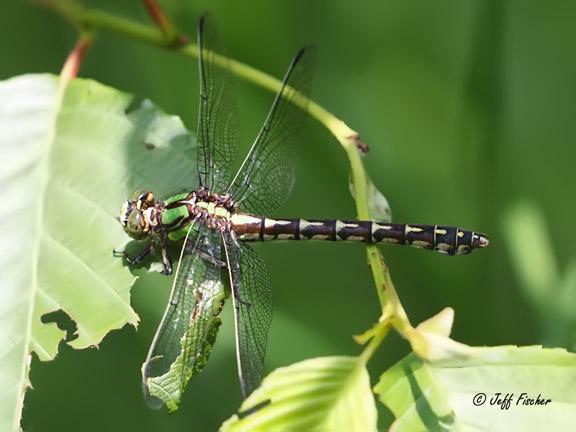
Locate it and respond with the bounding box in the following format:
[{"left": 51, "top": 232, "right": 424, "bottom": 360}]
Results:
[
  {"left": 0, "top": 74, "right": 61, "bottom": 432},
  {"left": 503, "top": 202, "right": 576, "bottom": 346},
  {"left": 0, "top": 74, "right": 194, "bottom": 430},
  {"left": 221, "top": 356, "right": 377, "bottom": 432},
  {"left": 349, "top": 175, "right": 392, "bottom": 222},
  {"left": 375, "top": 346, "right": 576, "bottom": 431},
  {"left": 559, "top": 261, "right": 576, "bottom": 321},
  {"left": 145, "top": 267, "right": 227, "bottom": 412},
  {"left": 503, "top": 202, "right": 560, "bottom": 306},
  {"left": 406, "top": 308, "right": 475, "bottom": 362}
]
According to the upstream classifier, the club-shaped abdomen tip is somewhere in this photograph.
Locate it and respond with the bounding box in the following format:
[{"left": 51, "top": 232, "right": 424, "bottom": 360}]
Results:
[{"left": 478, "top": 234, "right": 490, "bottom": 248}]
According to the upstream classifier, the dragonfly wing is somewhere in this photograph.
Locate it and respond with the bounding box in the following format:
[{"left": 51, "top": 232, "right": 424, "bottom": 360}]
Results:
[
  {"left": 223, "top": 232, "right": 272, "bottom": 398},
  {"left": 196, "top": 13, "right": 240, "bottom": 193},
  {"left": 227, "top": 48, "right": 315, "bottom": 215},
  {"left": 142, "top": 221, "right": 227, "bottom": 410}
]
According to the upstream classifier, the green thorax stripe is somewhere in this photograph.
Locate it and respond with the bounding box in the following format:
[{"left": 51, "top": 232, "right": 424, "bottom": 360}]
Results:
[
  {"left": 161, "top": 192, "right": 194, "bottom": 241},
  {"left": 229, "top": 214, "right": 486, "bottom": 256},
  {"left": 160, "top": 193, "right": 234, "bottom": 241}
]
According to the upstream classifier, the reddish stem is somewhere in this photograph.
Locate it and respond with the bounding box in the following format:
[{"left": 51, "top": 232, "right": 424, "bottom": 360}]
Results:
[
  {"left": 141, "top": 0, "right": 187, "bottom": 46},
  {"left": 142, "top": 0, "right": 172, "bottom": 36},
  {"left": 60, "top": 33, "right": 92, "bottom": 82}
]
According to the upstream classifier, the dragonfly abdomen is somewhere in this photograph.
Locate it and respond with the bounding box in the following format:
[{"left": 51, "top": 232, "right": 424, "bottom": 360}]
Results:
[{"left": 231, "top": 214, "right": 488, "bottom": 255}]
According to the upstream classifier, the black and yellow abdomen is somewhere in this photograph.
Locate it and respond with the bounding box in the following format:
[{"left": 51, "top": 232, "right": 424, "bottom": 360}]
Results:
[{"left": 230, "top": 214, "right": 489, "bottom": 255}]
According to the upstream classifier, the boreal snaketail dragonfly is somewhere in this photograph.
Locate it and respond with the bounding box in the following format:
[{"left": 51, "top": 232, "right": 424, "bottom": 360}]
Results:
[{"left": 118, "top": 14, "right": 489, "bottom": 409}]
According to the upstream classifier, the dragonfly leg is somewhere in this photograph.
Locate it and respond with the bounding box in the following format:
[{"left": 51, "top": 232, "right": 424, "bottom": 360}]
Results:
[
  {"left": 236, "top": 298, "right": 252, "bottom": 308},
  {"left": 158, "top": 232, "right": 173, "bottom": 275},
  {"left": 125, "top": 242, "right": 153, "bottom": 266},
  {"left": 198, "top": 250, "right": 226, "bottom": 267},
  {"left": 232, "top": 285, "right": 252, "bottom": 308}
]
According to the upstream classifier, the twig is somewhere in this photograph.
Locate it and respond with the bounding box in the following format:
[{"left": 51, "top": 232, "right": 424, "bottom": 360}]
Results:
[
  {"left": 141, "top": 0, "right": 187, "bottom": 46},
  {"left": 59, "top": 31, "right": 93, "bottom": 83}
]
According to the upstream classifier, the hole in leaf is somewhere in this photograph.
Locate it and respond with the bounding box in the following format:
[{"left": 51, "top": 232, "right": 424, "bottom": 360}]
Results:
[
  {"left": 124, "top": 94, "right": 145, "bottom": 116},
  {"left": 41, "top": 310, "right": 78, "bottom": 342}
]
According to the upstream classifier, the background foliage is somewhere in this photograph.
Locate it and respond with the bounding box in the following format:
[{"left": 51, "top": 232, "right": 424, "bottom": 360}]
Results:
[{"left": 2, "top": 0, "right": 575, "bottom": 430}]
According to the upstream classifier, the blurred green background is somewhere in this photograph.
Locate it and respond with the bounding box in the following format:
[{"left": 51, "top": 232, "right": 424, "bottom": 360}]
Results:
[{"left": 3, "top": 0, "right": 576, "bottom": 430}]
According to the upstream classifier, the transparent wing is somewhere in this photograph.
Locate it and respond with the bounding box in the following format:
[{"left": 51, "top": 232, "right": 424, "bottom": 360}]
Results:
[
  {"left": 196, "top": 13, "right": 240, "bottom": 193},
  {"left": 223, "top": 232, "right": 272, "bottom": 398},
  {"left": 142, "top": 222, "right": 226, "bottom": 407},
  {"left": 227, "top": 48, "right": 315, "bottom": 215}
]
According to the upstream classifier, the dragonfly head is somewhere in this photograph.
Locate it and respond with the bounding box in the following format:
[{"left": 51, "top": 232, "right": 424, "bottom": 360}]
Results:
[{"left": 120, "top": 190, "right": 156, "bottom": 240}]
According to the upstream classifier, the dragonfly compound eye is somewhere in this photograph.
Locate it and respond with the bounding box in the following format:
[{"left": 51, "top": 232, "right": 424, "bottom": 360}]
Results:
[
  {"left": 130, "top": 190, "right": 155, "bottom": 210},
  {"left": 125, "top": 209, "right": 149, "bottom": 240},
  {"left": 119, "top": 200, "right": 134, "bottom": 226}
]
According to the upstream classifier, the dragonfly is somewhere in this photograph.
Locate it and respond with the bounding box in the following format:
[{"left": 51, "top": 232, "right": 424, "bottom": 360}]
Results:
[{"left": 118, "top": 14, "right": 489, "bottom": 409}]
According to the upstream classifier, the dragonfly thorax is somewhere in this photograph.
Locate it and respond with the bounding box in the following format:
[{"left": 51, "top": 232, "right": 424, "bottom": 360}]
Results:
[
  {"left": 120, "top": 187, "right": 239, "bottom": 242},
  {"left": 147, "top": 187, "right": 237, "bottom": 237},
  {"left": 187, "top": 187, "right": 236, "bottom": 231}
]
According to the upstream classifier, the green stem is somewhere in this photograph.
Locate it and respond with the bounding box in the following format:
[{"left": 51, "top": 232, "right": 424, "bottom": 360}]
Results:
[
  {"left": 42, "top": 0, "right": 409, "bottom": 350},
  {"left": 359, "top": 320, "right": 390, "bottom": 364}
]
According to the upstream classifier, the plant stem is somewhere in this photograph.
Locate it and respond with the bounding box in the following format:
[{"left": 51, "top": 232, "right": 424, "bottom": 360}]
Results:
[
  {"left": 359, "top": 319, "right": 390, "bottom": 364},
  {"left": 60, "top": 31, "right": 93, "bottom": 84},
  {"left": 141, "top": 0, "right": 186, "bottom": 46}
]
